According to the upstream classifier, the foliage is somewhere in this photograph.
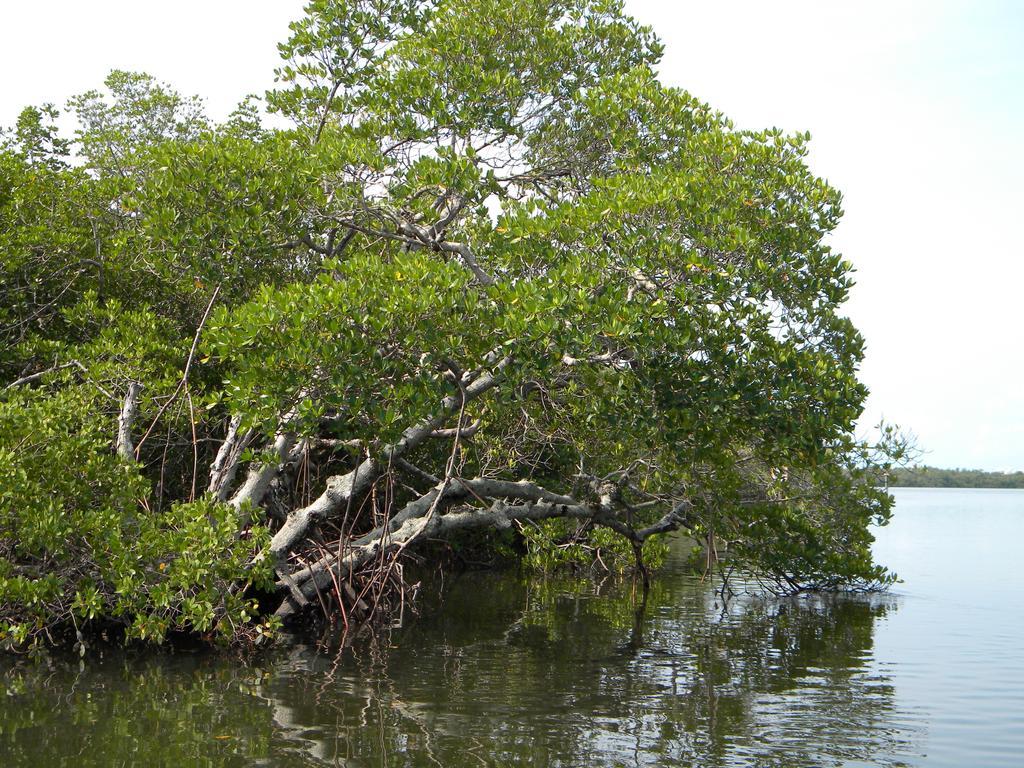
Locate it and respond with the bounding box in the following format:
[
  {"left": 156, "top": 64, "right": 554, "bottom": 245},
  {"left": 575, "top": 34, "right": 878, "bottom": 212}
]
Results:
[
  {"left": 0, "top": 0, "right": 907, "bottom": 650},
  {"left": 0, "top": 385, "right": 277, "bottom": 652},
  {"left": 519, "top": 518, "right": 668, "bottom": 573},
  {"left": 67, "top": 70, "right": 209, "bottom": 177}
]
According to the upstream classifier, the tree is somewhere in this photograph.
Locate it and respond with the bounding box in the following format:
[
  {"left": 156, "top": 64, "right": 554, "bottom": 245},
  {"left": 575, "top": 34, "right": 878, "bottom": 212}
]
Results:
[
  {"left": 0, "top": 0, "right": 907, "bottom": 651},
  {"left": 887, "top": 466, "right": 1024, "bottom": 489}
]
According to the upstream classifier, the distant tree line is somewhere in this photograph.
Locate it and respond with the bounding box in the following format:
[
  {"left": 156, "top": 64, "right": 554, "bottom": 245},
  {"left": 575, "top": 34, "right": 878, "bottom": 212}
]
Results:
[{"left": 888, "top": 466, "right": 1024, "bottom": 489}]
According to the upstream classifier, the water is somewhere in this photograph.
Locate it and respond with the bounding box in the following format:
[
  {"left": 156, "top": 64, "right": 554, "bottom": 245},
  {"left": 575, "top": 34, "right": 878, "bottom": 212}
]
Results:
[
  {"left": 868, "top": 488, "right": 1024, "bottom": 767},
  {"left": 1, "top": 487, "right": 1021, "bottom": 766}
]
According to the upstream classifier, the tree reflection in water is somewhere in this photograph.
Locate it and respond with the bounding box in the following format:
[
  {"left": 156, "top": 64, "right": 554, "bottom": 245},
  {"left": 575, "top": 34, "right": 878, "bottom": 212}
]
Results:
[{"left": 0, "top": 557, "right": 920, "bottom": 767}]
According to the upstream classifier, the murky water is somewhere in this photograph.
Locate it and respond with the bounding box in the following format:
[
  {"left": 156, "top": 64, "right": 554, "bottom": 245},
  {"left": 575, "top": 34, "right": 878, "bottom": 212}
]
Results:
[{"left": 1, "top": 488, "right": 1021, "bottom": 766}]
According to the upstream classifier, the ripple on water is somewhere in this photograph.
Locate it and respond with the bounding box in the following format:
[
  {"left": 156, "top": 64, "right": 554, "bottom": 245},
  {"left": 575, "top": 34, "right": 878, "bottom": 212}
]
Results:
[{"left": 1, "top": 489, "right": 1022, "bottom": 766}]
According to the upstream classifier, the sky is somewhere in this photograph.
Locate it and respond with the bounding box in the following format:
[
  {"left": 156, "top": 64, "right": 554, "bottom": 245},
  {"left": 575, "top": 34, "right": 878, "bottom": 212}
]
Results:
[{"left": 1, "top": 1, "right": 1021, "bottom": 470}]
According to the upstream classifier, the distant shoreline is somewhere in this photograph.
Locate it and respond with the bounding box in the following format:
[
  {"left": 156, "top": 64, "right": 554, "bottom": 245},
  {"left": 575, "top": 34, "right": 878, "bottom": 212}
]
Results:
[{"left": 887, "top": 466, "right": 1024, "bottom": 490}]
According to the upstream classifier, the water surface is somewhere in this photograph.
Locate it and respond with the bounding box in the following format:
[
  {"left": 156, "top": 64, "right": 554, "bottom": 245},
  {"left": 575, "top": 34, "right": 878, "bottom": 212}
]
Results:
[
  {"left": 1, "top": 487, "right": 1021, "bottom": 766},
  {"left": 868, "top": 487, "right": 1024, "bottom": 767}
]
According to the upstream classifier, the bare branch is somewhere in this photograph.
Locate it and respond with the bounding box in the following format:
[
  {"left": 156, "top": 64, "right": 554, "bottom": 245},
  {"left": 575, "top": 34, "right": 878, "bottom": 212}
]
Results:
[
  {"left": 636, "top": 500, "right": 695, "bottom": 542},
  {"left": 229, "top": 429, "right": 296, "bottom": 514},
  {"left": 4, "top": 359, "right": 114, "bottom": 400},
  {"left": 275, "top": 491, "right": 628, "bottom": 620},
  {"left": 266, "top": 356, "right": 513, "bottom": 560},
  {"left": 394, "top": 458, "right": 441, "bottom": 487},
  {"left": 430, "top": 419, "right": 481, "bottom": 438},
  {"left": 5, "top": 362, "right": 79, "bottom": 390},
  {"left": 436, "top": 239, "right": 496, "bottom": 286},
  {"left": 116, "top": 382, "right": 143, "bottom": 461},
  {"left": 207, "top": 415, "right": 252, "bottom": 501},
  {"left": 135, "top": 285, "right": 221, "bottom": 458}
]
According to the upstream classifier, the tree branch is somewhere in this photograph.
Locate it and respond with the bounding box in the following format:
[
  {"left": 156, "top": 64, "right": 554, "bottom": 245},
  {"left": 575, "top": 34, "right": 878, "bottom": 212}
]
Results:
[
  {"left": 266, "top": 356, "right": 513, "bottom": 560},
  {"left": 208, "top": 415, "right": 252, "bottom": 501},
  {"left": 135, "top": 285, "right": 220, "bottom": 458},
  {"left": 229, "top": 429, "right": 296, "bottom": 514},
  {"left": 116, "top": 382, "right": 143, "bottom": 461},
  {"left": 4, "top": 359, "right": 114, "bottom": 400}
]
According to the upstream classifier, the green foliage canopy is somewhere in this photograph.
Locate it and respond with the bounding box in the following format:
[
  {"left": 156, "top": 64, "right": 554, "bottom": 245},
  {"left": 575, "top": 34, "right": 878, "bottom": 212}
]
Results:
[{"left": 0, "top": 0, "right": 907, "bottom": 651}]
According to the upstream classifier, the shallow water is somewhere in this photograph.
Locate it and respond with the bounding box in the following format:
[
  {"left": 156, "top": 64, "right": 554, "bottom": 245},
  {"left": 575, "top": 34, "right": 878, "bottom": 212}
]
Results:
[{"left": 1, "top": 487, "right": 1021, "bottom": 766}]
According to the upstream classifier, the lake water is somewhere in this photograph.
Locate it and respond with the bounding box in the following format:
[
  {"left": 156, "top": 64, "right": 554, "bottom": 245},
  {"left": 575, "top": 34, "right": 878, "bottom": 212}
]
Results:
[{"left": 1, "top": 487, "right": 1022, "bottom": 766}]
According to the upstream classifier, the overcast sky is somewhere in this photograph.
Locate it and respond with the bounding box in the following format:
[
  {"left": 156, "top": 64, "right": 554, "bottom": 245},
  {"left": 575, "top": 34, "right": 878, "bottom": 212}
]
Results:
[{"left": 2, "top": 1, "right": 1021, "bottom": 470}]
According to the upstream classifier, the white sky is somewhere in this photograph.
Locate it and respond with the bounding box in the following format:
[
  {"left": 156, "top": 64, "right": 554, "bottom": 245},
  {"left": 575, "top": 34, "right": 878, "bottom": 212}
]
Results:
[{"left": 1, "top": 1, "right": 1021, "bottom": 470}]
